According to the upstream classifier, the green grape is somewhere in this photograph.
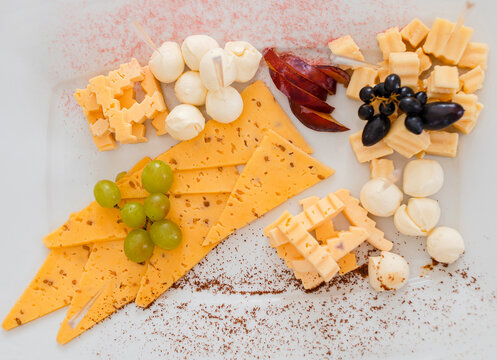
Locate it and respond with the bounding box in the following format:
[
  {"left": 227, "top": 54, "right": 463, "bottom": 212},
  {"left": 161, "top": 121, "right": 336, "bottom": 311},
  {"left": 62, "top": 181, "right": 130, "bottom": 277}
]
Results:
[
  {"left": 120, "top": 201, "right": 146, "bottom": 228},
  {"left": 141, "top": 160, "right": 173, "bottom": 194},
  {"left": 93, "top": 180, "right": 121, "bottom": 208},
  {"left": 124, "top": 229, "right": 154, "bottom": 263},
  {"left": 144, "top": 193, "right": 170, "bottom": 221},
  {"left": 115, "top": 171, "right": 127, "bottom": 182},
  {"left": 149, "top": 219, "right": 182, "bottom": 250}
]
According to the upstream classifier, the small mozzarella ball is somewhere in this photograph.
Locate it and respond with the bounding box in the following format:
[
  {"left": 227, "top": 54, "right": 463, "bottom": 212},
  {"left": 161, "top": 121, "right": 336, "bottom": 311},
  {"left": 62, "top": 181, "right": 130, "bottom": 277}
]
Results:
[
  {"left": 406, "top": 198, "right": 440, "bottom": 233},
  {"left": 360, "top": 178, "right": 403, "bottom": 217},
  {"left": 181, "top": 35, "right": 219, "bottom": 71},
  {"left": 199, "top": 48, "right": 237, "bottom": 91},
  {"left": 174, "top": 71, "right": 207, "bottom": 106},
  {"left": 206, "top": 86, "right": 243, "bottom": 124},
  {"left": 149, "top": 41, "right": 184, "bottom": 83},
  {"left": 369, "top": 251, "right": 410, "bottom": 291},
  {"left": 403, "top": 159, "right": 444, "bottom": 197},
  {"left": 427, "top": 227, "right": 465, "bottom": 264},
  {"left": 224, "top": 41, "right": 262, "bottom": 82},
  {"left": 165, "top": 104, "right": 205, "bottom": 141},
  {"left": 394, "top": 204, "right": 425, "bottom": 236}
]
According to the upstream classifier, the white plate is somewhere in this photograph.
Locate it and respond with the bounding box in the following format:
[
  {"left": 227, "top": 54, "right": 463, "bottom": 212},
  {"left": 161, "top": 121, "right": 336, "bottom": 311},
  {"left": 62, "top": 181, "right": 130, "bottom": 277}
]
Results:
[{"left": 1, "top": 0, "right": 497, "bottom": 358}]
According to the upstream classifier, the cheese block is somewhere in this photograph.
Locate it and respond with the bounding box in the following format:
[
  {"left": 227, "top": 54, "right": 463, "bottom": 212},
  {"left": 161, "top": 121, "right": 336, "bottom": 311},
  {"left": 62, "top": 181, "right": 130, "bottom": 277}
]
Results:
[
  {"left": 416, "top": 48, "right": 432, "bottom": 74},
  {"left": 452, "top": 92, "right": 483, "bottom": 134},
  {"left": 423, "top": 18, "right": 455, "bottom": 57},
  {"left": 377, "top": 60, "right": 390, "bottom": 83},
  {"left": 426, "top": 131, "right": 459, "bottom": 157},
  {"left": 458, "top": 42, "right": 489, "bottom": 70},
  {"left": 135, "top": 193, "right": 229, "bottom": 307},
  {"left": 117, "top": 165, "right": 239, "bottom": 198},
  {"left": 335, "top": 189, "right": 393, "bottom": 251},
  {"left": 384, "top": 115, "right": 431, "bottom": 158},
  {"left": 155, "top": 81, "right": 312, "bottom": 170},
  {"left": 349, "top": 130, "right": 394, "bottom": 163},
  {"left": 459, "top": 66, "right": 485, "bottom": 94},
  {"left": 56, "top": 240, "right": 147, "bottom": 344},
  {"left": 337, "top": 252, "right": 359, "bottom": 275},
  {"left": 328, "top": 35, "right": 365, "bottom": 70},
  {"left": 43, "top": 202, "right": 130, "bottom": 248},
  {"left": 439, "top": 24, "right": 473, "bottom": 65},
  {"left": 389, "top": 52, "right": 419, "bottom": 88},
  {"left": 2, "top": 245, "right": 91, "bottom": 330},
  {"left": 377, "top": 27, "right": 406, "bottom": 60},
  {"left": 203, "top": 129, "right": 334, "bottom": 246},
  {"left": 299, "top": 196, "right": 337, "bottom": 241},
  {"left": 370, "top": 158, "right": 395, "bottom": 179},
  {"left": 346, "top": 67, "right": 378, "bottom": 101},
  {"left": 401, "top": 18, "right": 430, "bottom": 47},
  {"left": 325, "top": 227, "right": 369, "bottom": 259}
]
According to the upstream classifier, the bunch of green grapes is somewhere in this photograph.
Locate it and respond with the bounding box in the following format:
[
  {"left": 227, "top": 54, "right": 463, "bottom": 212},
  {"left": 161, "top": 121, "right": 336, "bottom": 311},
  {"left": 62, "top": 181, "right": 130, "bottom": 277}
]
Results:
[{"left": 93, "top": 160, "right": 182, "bottom": 263}]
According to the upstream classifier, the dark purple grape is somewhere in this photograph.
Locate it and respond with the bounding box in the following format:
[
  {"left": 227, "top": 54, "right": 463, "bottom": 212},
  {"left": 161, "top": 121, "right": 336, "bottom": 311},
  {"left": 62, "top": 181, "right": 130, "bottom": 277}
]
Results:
[
  {"left": 415, "top": 91, "right": 428, "bottom": 105},
  {"left": 384, "top": 74, "right": 401, "bottom": 93},
  {"left": 379, "top": 101, "right": 396, "bottom": 116},
  {"left": 359, "top": 86, "right": 375, "bottom": 103},
  {"left": 374, "top": 83, "right": 390, "bottom": 98},
  {"left": 395, "top": 86, "right": 414, "bottom": 99},
  {"left": 405, "top": 115, "right": 424, "bottom": 134},
  {"left": 362, "top": 114, "right": 391, "bottom": 146},
  {"left": 399, "top": 97, "right": 423, "bottom": 114},
  {"left": 421, "top": 102, "right": 465, "bottom": 130},
  {"left": 358, "top": 104, "right": 374, "bottom": 120}
]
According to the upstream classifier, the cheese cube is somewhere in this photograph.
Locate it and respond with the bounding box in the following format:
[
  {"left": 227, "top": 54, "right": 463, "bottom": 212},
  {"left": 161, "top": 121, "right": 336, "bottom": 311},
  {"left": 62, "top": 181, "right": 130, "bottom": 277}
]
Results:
[
  {"left": 384, "top": 115, "right": 431, "bottom": 158},
  {"left": 92, "top": 133, "right": 117, "bottom": 151},
  {"left": 401, "top": 18, "right": 430, "bottom": 47},
  {"left": 89, "top": 118, "right": 110, "bottom": 137},
  {"left": 416, "top": 48, "right": 432, "bottom": 73},
  {"left": 389, "top": 52, "right": 419, "bottom": 88},
  {"left": 459, "top": 66, "right": 485, "bottom": 93},
  {"left": 328, "top": 35, "right": 365, "bottom": 70},
  {"left": 377, "top": 27, "right": 406, "bottom": 60},
  {"left": 432, "top": 65, "right": 459, "bottom": 93},
  {"left": 377, "top": 61, "right": 389, "bottom": 82},
  {"left": 128, "top": 123, "right": 148, "bottom": 144},
  {"left": 426, "top": 131, "right": 459, "bottom": 157},
  {"left": 452, "top": 92, "right": 483, "bottom": 134},
  {"left": 458, "top": 42, "right": 489, "bottom": 69},
  {"left": 346, "top": 67, "right": 378, "bottom": 100},
  {"left": 370, "top": 158, "right": 394, "bottom": 179},
  {"left": 424, "top": 76, "right": 453, "bottom": 101},
  {"left": 423, "top": 18, "right": 455, "bottom": 57},
  {"left": 440, "top": 25, "right": 473, "bottom": 65},
  {"left": 349, "top": 131, "right": 393, "bottom": 163}
]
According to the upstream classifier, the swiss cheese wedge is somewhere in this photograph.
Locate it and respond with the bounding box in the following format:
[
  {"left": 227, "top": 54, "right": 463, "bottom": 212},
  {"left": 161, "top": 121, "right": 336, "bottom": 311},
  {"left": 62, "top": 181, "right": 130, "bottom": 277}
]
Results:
[
  {"left": 203, "top": 129, "right": 334, "bottom": 246},
  {"left": 56, "top": 240, "right": 147, "bottom": 344},
  {"left": 155, "top": 81, "right": 312, "bottom": 170},
  {"left": 135, "top": 193, "right": 229, "bottom": 307},
  {"left": 2, "top": 245, "right": 91, "bottom": 330}
]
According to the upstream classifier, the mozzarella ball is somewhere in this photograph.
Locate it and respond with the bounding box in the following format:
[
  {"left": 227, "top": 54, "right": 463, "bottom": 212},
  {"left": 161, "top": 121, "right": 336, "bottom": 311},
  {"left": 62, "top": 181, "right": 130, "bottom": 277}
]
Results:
[
  {"left": 360, "top": 178, "right": 403, "bottom": 217},
  {"left": 181, "top": 35, "right": 219, "bottom": 71},
  {"left": 427, "top": 227, "right": 465, "bottom": 264},
  {"left": 406, "top": 198, "right": 440, "bottom": 232},
  {"left": 165, "top": 104, "right": 205, "bottom": 141},
  {"left": 224, "top": 41, "right": 262, "bottom": 82},
  {"left": 403, "top": 159, "right": 444, "bottom": 197},
  {"left": 206, "top": 86, "right": 243, "bottom": 124},
  {"left": 149, "top": 41, "right": 184, "bottom": 83},
  {"left": 174, "top": 71, "right": 207, "bottom": 106},
  {"left": 199, "top": 48, "right": 237, "bottom": 91},
  {"left": 394, "top": 204, "right": 425, "bottom": 236},
  {"left": 369, "top": 251, "right": 410, "bottom": 291}
]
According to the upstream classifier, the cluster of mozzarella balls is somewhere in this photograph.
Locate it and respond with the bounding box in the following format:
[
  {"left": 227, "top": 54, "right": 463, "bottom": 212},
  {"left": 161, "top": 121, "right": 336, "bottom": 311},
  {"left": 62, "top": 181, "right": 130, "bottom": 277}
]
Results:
[
  {"left": 149, "top": 35, "right": 262, "bottom": 141},
  {"left": 360, "top": 159, "right": 465, "bottom": 292}
]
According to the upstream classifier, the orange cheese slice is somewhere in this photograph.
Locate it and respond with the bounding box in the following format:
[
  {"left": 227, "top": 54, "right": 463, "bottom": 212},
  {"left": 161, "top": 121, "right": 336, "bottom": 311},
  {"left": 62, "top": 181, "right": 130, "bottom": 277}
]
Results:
[
  {"left": 337, "top": 252, "right": 359, "bottom": 275},
  {"left": 203, "top": 129, "right": 334, "bottom": 246},
  {"left": 155, "top": 81, "right": 312, "bottom": 170},
  {"left": 56, "top": 240, "right": 147, "bottom": 344},
  {"left": 135, "top": 193, "right": 229, "bottom": 307},
  {"left": 2, "top": 245, "right": 91, "bottom": 330}
]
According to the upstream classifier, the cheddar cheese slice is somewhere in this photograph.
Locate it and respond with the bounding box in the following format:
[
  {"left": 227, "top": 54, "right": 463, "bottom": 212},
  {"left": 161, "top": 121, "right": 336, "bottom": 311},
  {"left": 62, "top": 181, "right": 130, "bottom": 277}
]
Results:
[
  {"left": 56, "top": 240, "right": 147, "bottom": 344},
  {"left": 203, "top": 129, "right": 334, "bottom": 246},
  {"left": 2, "top": 245, "right": 91, "bottom": 330},
  {"left": 156, "top": 81, "right": 313, "bottom": 170},
  {"left": 299, "top": 196, "right": 337, "bottom": 241},
  {"left": 325, "top": 227, "right": 369, "bottom": 259},
  {"left": 135, "top": 193, "right": 229, "bottom": 307},
  {"left": 337, "top": 252, "right": 359, "bottom": 275}
]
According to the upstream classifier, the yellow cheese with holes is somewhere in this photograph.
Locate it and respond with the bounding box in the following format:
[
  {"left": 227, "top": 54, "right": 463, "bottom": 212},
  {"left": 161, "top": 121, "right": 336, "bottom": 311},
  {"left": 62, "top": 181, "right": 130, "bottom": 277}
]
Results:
[
  {"left": 299, "top": 196, "right": 338, "bottom": 242},
  {"left": 349, "top": 131, "right": 393, "bottom": 163},
  {"left": 377, "top": 27, "right": 406, "bottom": 60},
  {"left": 135, "top": 193, "right": 229, "bottom": 307},
  {"left": 337, "top": 252, "right": 359, "bottom": 275},
  {"left": 346, "top": 67, "right": 378, "bottom": 101},
  {"left": 203, "top": 129, "right": 334, "bottom": 246},
  {"left": 328, "top": 35, "right": 365, "bottom": 70},
  {"left": 370, "top": 158, "right": 394, "bottom": 179},
  {"left": 426, "top": 131, "right": 459, "bottom": 157},
  {"left": 325, "top": 227, "right": 369, "bottom": 259},
  {"left": 401, "top": 18, "right": 430, "bottom": 47},
  {"left": 459, "top": 66, "right": 485, "bottom": 93},
  {"left": 459, "top": 42, "right": 489, "bottom": 69},
  {"left": 56, "top": 240, "right": 147, "bottom": 344},
  {"left": 2, "top": 245, "right": 91, "bottom": 330},
  {"left": 156, "top": 81, "right": 312, "bottom": 170},
  {"left": 384, "top": 115, "right": 431, "bottom": 158}
]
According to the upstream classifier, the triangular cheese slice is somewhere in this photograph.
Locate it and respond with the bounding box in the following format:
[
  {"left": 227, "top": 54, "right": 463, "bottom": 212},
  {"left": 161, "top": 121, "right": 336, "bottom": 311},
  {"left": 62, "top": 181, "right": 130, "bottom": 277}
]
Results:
[
  {"left": 2, "top": 245, "right": 91, "bottom": 330},
  {"left": 56, "top": 240, "right": 147, "bottom": 344},
  {"left": 135, "top": 193, "right": 229, "bottom": 307},
  {"left": 203, "top": 129, "right": 334, "bottom": 246},
  {"left": 155, "top": 81, "right": 313, "bottom": 170}
]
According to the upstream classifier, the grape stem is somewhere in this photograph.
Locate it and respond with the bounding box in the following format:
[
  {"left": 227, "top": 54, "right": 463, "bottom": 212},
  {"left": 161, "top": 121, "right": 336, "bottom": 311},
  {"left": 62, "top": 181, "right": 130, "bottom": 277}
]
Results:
[
  {"left": 114, "top": 204, "right": 121, "bottom": 210},
  {"left": 143, "top": 218, "right": 150, "bottom": 230}
]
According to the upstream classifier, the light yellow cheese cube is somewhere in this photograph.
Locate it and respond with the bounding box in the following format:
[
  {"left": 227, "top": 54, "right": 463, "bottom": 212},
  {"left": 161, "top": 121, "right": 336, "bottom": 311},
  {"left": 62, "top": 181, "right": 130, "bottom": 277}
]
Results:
[
  {"left": 423, "top": 18, "right": 455, "bottom": 57},
  {"left": 424, "top": 76, "right": 453, "bottom": 101},
  {"left": 401, "top": 18, "right": 430, "bottom": 47},
  {"left": 389, "top": 52, "right": 419, "bottom": 88},
  {"left": 432, "top": 65, "right": 459, "bottom": 93},
  {"left": 377, "top": 27, "right": 406, "bottom": 60},
  {"left": 452, "top": 92, "right": 483, "bottom": 134},
  {"left": 384, "top": 115, "right": 431, "bottom": 158},
  {"left": 459, "top": 66, "right": 485, "bottom": 93},
  {"left": 349, "top": 131, "right": 393, "bottom": 163},
  {"left": 458, "top": 42, "right": 489, "bottom": 69},
  {"left": 377, "top": 61, "right": 389, "bottom": 82},
  {"left": 370, "top": 158, "right": 394, "bottom": 179},
  {"left": 416, "top": 48, "right": 432, "bottom": 73},
  {"left": 346, "top": 67, "right": 378, "bottom": 100},
  {"left": 426, "top": 131, "right": 459, "bottom": 157},
  {"left": 328, "top": 35, "right": 365, "bottom": 70},
  {"left": 440, "top": 25, "right": 474, "bottom": 65}
]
